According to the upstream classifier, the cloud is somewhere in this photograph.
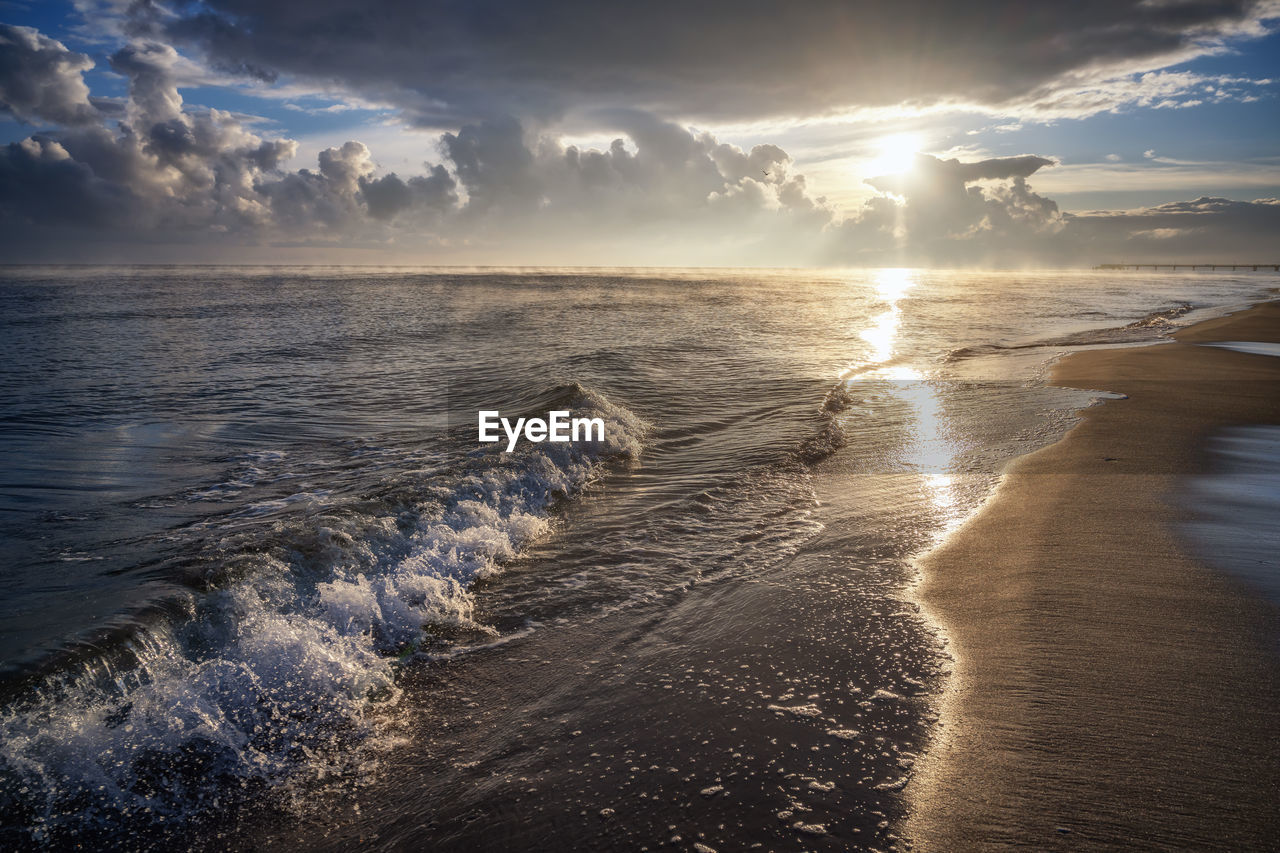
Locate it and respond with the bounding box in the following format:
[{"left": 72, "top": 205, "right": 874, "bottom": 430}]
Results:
[
  {"left": 0, "top": 24, "right": 101, "bottom": 126},
  {"left": 829, "top": 157, "right": 1280, "bottom": 265},
  {"left": 865, "top": 154, "right": 1056, "bottom": 196},
  {"left": 1063, "top": 196, "right": 1280, "bottom": 260},
  {"left": 0, "top": 135, "right": 137, "bottom": 226},
  {"left": 827, "top": 153, "right": 1065, "bottom": 265},
  {"left": 1028, "top": 156, "right": 1280, "bottom": 195},
  {"left": 360, "top": 167, "right": 457, "bottom": 221},
  {"left": 109, "top": 41, "right": 186, "bottom": 125},
  {"left": 0, "top": 36, "right": 834, "bottom": 262},
  {"left": 996, "top": 69, "right": 1275, "bottom": 120},
  {"left": 418, "top": 113, "right": 834, "bottom": 263},
  {"left": 1, "top": 25, "right": 1275, "bottom": 265},
  {"left": 1, "top": 37, "right": 296, "bottom": 233},
  {"left": 137, "top": 0, "right": 1277, "bottom": 125}
]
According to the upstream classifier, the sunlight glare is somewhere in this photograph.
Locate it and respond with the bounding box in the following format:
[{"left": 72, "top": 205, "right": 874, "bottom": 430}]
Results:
[
  {"left": 866, "top": 133, "right": 923, "bottom": 176},
  {"left": 874, "top": 267, "right": 914, "bottom": 302},
  {"left": 857, "top": 268, "right": 916, "bottom": 364}
]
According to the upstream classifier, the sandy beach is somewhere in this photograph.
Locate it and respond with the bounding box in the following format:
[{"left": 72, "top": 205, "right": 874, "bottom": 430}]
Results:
[{"left": 909, "top": 301, "right": 1280, "bottom": 849}]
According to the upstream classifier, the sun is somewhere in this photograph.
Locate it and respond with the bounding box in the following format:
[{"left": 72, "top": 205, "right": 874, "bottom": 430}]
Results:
[{"left": 865, "top": 133, "right": 924, "bottom": 177}]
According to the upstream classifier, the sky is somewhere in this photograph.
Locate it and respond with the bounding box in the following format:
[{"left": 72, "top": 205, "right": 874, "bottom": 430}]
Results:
[{"left": 1, "top": 0, "right": 1278, "bottom": 266}]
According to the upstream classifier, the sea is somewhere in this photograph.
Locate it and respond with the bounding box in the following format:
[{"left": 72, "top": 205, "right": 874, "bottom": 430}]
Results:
[{"left": 0, "top": 266, "right": 1275, "bottom": 850}]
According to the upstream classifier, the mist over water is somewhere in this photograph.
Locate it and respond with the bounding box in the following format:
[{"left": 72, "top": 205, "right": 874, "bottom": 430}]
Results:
[{"left": 0, "top": 266, "right": 1274, "bottom": 847}]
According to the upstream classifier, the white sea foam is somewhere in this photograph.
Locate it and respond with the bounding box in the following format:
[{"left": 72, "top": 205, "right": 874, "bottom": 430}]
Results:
[{"left": 0, "top": 386, "right": 645, "bottom": 836}]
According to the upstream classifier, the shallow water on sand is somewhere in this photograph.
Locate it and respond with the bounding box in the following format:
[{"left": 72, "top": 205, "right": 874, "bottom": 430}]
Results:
[
  {"left": 1201, "top": 340, "right": 1280, "bottom": 358},
  {"left": 1183, "top": 425, "right": 1280, "bottom": 604},
  {"left": 0, "top": 266, "right": 1275, "bottom": 848}
]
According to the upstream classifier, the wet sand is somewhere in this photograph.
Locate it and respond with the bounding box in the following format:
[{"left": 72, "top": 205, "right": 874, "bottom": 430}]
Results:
[
  {"left": 228, "top": 460, "right": 949, "bottom": 852},
  {"left": 909, "top": 302, "right": 1280, "bottom": 849}
]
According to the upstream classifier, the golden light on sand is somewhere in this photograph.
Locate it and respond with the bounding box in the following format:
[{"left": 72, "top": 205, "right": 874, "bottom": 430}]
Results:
[{"left": 866, "top": 132, "right": 923, "bottom": 176}]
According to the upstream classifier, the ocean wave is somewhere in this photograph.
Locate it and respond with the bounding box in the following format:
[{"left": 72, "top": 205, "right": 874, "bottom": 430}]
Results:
[
  {"left": 0, "top": 384, "right": 645, "bottom": 843},
  {"left": 944, "top": 302, "right": 1194, "bottom": 362}
]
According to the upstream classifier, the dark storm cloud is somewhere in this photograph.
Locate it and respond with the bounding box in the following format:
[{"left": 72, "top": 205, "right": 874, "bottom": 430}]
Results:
[
  {"left": 142, "top": 0, "right": 1274, "bottom": 123},
  {"left": 0, "top": 24, "right": 100, "bottom": 126}
]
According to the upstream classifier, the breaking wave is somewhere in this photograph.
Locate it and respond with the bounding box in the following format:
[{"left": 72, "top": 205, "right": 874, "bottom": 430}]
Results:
[{"left": 0, "top": 384, "right": 644, "bottom": 843}]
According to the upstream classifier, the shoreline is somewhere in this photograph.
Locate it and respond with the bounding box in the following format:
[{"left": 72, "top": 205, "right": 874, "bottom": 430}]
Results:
[{"left": 908, "top": 301, "right": 1280, "bottom": 848}]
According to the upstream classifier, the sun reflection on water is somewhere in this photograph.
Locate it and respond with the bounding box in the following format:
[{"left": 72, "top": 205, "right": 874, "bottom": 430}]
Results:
[
  {"left": 845, "top": 269, "right": 966, "bottom": 533},
  {"left": 858, "top": 268, "right": 915, "bottom": 365}
]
